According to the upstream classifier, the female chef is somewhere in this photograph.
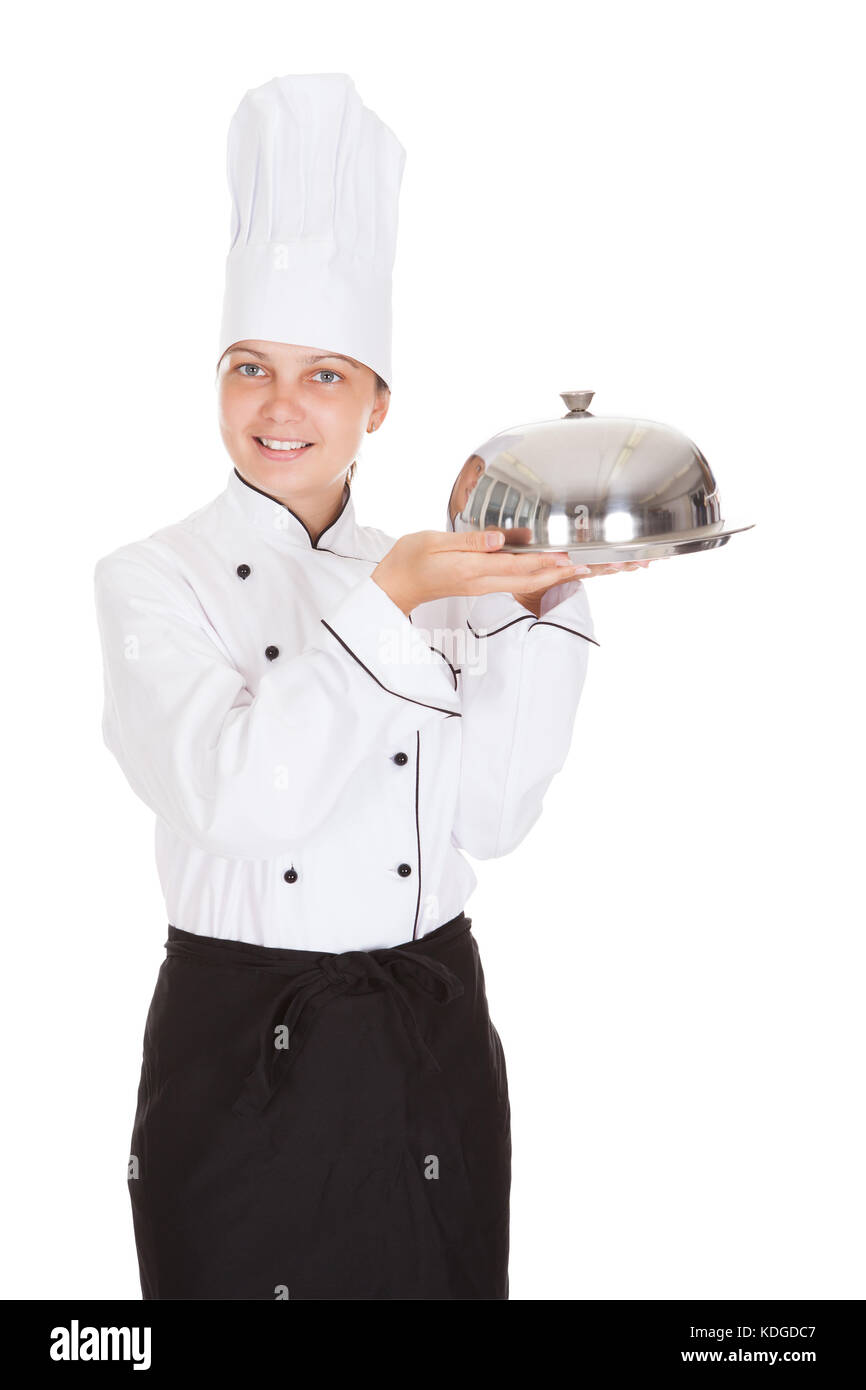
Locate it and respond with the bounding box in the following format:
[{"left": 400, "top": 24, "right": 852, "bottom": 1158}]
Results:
[{"left": 93, "top": 73, "right": 650, "bottom": 1301}]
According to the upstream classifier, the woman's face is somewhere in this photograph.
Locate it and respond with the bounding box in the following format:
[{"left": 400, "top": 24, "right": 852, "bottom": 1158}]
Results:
[
  {"left": 448, "top": 455, "right": 486, "bottom": 526},
  {"left": 217, "top": 339, "right": 389, "bottom": 500}
]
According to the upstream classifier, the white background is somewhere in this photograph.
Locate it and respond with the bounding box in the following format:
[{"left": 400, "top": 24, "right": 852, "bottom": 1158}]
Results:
[{"left": 2, "top": 0, "right": 862, "bottom": 1300}]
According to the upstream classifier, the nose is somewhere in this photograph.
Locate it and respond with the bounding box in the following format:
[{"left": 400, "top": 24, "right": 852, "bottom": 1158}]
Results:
[
  {"left": 261, "top": 380, "right": 307, "bottom": 423},
  {"left": 264, "top": 402, "right": 305, "bottom": 425}
]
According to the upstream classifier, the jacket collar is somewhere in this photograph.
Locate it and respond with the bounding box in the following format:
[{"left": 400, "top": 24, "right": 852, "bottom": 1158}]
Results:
[{"left": 226, "top": 466, "right": 357, "bottom": 551}]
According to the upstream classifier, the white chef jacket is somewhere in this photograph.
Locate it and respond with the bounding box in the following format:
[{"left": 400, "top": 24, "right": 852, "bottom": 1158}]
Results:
[{"left": 93, "top": 465, "right": 599, "bottom": 952}]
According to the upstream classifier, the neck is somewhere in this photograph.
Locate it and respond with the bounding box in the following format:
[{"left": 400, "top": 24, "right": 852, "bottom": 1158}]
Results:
[{"left": 234, "top": 468, "right": 350, "bottom": 546}]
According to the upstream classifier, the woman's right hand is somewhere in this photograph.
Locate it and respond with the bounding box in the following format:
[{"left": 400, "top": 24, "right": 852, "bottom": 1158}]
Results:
[{"left": 371, "top": 530, "right": 589, "bottom": 616}]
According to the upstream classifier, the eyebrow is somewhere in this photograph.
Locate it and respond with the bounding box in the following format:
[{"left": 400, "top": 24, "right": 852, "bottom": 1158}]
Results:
[{"left": 226, "top": 347, "right": 361, "bottom": 370}]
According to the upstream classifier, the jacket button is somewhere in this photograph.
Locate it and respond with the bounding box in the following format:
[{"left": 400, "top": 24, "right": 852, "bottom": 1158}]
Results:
[
  {"left": 236, "top": 563, "right": 251, "bottom": 579},
  {"left": 392, "top": 752, "right": 408, "bottom": 765},
  {"left": 283, "top": 867, "right": 298, "bottom": 883},
  {"left": 397, "top": 862, "right": 412, "bottom": 877},
  {"left": 265, "top": 645, "right": 280, "bottom": 660}
]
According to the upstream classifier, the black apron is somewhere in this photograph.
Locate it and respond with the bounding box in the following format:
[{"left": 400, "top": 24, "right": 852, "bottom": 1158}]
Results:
[{"left": 128, "top": 911, "right": 511, "bottom": 1300}]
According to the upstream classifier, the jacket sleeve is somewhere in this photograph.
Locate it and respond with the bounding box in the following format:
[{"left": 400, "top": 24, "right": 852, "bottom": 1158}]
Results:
[
  {"left": 449, "top": 577, "right": 598, "bottom": 859},
  {"left": 93, "top": 547, "right": 460, "bottom": 860}
]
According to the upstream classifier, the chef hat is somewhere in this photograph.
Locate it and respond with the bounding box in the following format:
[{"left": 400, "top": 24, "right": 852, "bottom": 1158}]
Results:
[{"left": 217, "top": 72, "right": 406, "bottom": 388}]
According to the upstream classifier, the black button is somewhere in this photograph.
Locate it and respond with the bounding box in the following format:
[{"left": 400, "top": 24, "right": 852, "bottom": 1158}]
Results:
[
  {"left": 283, "top": 867, "right": 298, "bottom": 883},
  {"left": 397, "top": 862, "right": 412, "bottom": 877},
  {"left": 236, "top": 563, "right": 251, "bottom": 579},
  {"left": 392, "top": 751, "right": 408, "bottom": 765},
  {"left": 265, "top": 645, "right": 280, "bottom": 660}
]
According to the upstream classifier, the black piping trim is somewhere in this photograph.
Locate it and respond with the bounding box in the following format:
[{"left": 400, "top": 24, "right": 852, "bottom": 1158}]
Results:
[
  {"left": 529, "top": 619, "right": 601, "bottom": 647},
  {"left": 466, "top": 614, "right": 536, "bottom": 638},
  {"left": 412, "top": 729, "right": 421, "bottom": 940},
  {"left": 319, "top": 619, "right": 462, "bottom": 716},
  {"left": 315, "top": 547, "right": 377, "bottom": 561},
  {"left": 233, "top": 466, "right": 351, "bottom": 550},
  {"left": 386, "top": 604, "right": 457, "bottom": 685},
  {"left": 427, "top": 643, "right": 459, "bottom": 689}
]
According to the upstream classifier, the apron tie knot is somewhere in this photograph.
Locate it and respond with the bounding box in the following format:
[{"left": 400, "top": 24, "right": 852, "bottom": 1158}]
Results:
[
  {"left": 232, "top": 941, "right": 465, "bottom": 1117},
  {"left": 318, "top": 951, "right": 378, "bottom": 986}
]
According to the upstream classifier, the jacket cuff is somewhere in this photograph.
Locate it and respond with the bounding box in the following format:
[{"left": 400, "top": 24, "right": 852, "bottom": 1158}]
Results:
[
  {"left": 530, "top": 580, "right": 600, "bottom": 646},
  {"left": 319, "top": 574, "right": 461, "bottom": 713},
  {"left": 466, "top": 590, "right": 537, "bottom": 637}
]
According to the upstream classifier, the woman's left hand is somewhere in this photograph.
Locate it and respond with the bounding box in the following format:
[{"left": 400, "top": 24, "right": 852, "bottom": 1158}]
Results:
[
  {"left": 510, "top": 556, "right": 659, "bottom": 617},
  {"left": 581, "top": 559, "right": 657, "bottom": 577}
]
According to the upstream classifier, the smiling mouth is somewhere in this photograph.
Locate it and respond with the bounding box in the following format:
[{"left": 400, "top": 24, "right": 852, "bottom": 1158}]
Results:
[{"left": 254, "top": 437, "right": 315, "bottom": 452}]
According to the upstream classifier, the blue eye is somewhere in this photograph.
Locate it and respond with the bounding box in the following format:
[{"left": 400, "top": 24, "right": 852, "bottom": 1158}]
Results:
[{"left": 234, "top": 363, "right": 343, "bottom": 383}]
